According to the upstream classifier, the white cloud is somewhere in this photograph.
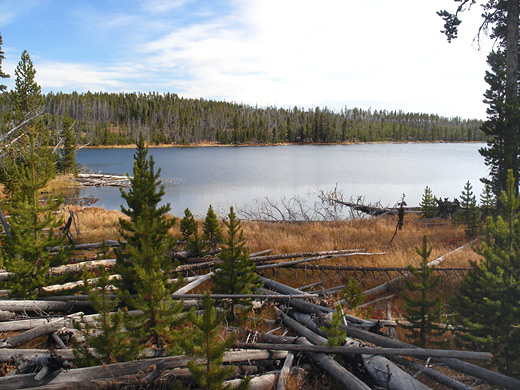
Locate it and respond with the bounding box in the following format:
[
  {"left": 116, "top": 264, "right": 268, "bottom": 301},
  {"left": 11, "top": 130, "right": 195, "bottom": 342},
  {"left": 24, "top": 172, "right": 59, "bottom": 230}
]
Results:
[{"left": 2, "top": 0, "right": 492, "bottom": 119}]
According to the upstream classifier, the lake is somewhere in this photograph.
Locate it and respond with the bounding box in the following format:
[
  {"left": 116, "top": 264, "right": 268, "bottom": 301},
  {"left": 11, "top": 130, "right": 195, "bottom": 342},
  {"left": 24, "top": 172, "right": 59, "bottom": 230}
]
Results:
[{"left": 75, "top": 143, "right": 488, "bottom": 218}]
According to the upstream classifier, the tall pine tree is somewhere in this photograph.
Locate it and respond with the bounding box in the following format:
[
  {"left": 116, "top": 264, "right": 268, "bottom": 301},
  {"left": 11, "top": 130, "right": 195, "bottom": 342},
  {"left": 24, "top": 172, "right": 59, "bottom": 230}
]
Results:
[
  {"left": 0, "top": 51, "right": 67, "bottom": 298},
  {"left": 452, "top": 170, "right": 520, "bottom": 377},
  {"left": 455, "top": 181, "right": 482, "bottom": 237},
  {"left": 211, "top": 207, "right": 262, "bottom": 322},
  {"left": 180, "top": 207, "right": 203, "bottom": 257},
  {"left": 115, "top": 134, "right": 184, "bottom": 349}
]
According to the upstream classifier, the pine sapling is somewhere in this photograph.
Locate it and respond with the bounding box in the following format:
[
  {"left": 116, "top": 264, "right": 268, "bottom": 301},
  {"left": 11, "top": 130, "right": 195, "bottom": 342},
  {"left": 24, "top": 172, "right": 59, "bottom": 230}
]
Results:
[
  {"left": 180, "top": 207, "right": 203, "bottom": 257},
  {"left": 400, "top": 235, "right": 445, "bottom": 348},
  {"left": 73, "top": 267, "right": 139, "bottom": 367},
  {"left": 181, "top": 293, "right": 250, "bottom": 390},
  {"left": 211, "top": 207, "right": 263, "bottom": 323},
  {"left": 203, "top": 204, "right": 223, "bottom": 252}
]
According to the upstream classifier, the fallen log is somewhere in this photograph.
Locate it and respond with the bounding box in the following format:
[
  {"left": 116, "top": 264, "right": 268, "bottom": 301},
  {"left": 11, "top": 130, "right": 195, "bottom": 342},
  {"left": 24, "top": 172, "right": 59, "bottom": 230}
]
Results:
[
  {"left": 1, "top": 314, "right": 81, "bottom": 349},
  {"left": 276, "top": 352, "right": 294, "bottom": 390},
  {"left": 256, "top": 252, "right": 386, "bottom": 271},
  {"left": 251, "top": 249, "right": 366, "bottom": 262},
  {"left": 388, "top": 355, "right": 475, "bottom": 390},
  {"left": 363, "top": 239, "right": 477, "bottom": 297},
  {"left": 0, "top": 310, "right": 15, "bottom": 321},
  {"left": 0, "top": 350, "right": 289, "bottom": 390},
  {"left": 232, "top": 342, "right": 491, "bottom": 360},
  {"left": 362, "top": 354, "right": 431, "bottom": 390},
  {"left": 295, "top": 337, "right": 371, "bottom": 390},
  {"left": 329, "top": 322, "right": 520, "bottom": 390},
  {"left": 0, "top": 300, "right": 90, "bottom": 313}
]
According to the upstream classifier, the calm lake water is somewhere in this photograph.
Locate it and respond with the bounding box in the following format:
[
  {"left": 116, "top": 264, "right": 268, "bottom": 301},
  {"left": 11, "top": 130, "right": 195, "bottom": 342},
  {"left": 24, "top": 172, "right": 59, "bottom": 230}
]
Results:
[{"left": 75, "top": 143, "right": 488, "bottom": 218}]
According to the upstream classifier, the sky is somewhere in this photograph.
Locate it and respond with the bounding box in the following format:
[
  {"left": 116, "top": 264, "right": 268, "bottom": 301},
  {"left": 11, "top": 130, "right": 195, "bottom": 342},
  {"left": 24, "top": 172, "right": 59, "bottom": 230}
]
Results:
[{"left": 0, "top": 0, "right": 495, "bottom": 120}]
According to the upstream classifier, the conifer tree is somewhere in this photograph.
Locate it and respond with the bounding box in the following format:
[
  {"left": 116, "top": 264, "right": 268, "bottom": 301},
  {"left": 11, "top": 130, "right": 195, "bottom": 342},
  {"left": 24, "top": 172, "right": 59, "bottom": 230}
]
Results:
[
  {"left": 452, "top": 170, "right": 520, "bottom": 377},
  {"left": 400, "top": 236, "right": 445, "bottom": 348},
  {"left": 420, "top": 186, "right": 437, "bottom": 218},
  {"left": 321, "top": 306, "right": 347, "bottom": 364},
  {"left": 480, "top": 182, "right": 496, "bottom": 219},
  {"left": 115, "top": 134, "right": 184, "bottom": 349},
  {"left": 180, "top": 207, "right": 203, "bottom": 257},
  {"left": 14, "top": 50, "right": 43, "bottom": 122},
  {"left": 1, "top": 61, "right": 67, "bottom": 296},
  {"left": 455, "top": 181, "right": 482, "bottom": 237},
  {"left": 211, "top": 207, "right": 262, "bottom": 322},
  {"left": 0, "top": 32, "right": 9, "bottom": 91},
  {"left": 73, "top": 267, "right": 139, "bottom": 367},
  {"left": 58, "top": 116, "right": 77, "bottom": 174},
  {"left": 203, "top": 204, "right": 223, "bottom": 252},
  {"left": 181, "top": 293, "right": 250, "bottom": 390}
]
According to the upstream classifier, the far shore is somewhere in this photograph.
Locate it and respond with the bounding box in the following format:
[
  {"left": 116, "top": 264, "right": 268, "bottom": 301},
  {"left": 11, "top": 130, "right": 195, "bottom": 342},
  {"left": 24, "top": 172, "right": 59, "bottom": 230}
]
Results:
[{"left": 81, "top": 140, "right": 485, "bottom": 150}]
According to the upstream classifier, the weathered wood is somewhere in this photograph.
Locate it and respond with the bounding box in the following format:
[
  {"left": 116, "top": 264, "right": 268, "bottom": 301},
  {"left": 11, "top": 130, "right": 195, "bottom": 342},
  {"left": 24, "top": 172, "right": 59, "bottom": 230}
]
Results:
[
  {"left": 0, "top": 300, "right": 89, "bottom": 313},
  {"left": 333, "top": 322, "right": 520, "bottom": 390},
  {"left": 0, "top": 350, "right": 289, "bottom": 390},
  {"left": 388, "top": 355, "right": 475, "bottom": 390},
  {"left": 363, "top": 239, "right": 477, "bottom": 297},
  {"left": 232, "top": 342, "right": 491, "bottom": 360},
  {"left": 0, "top": 310, "right": 15, "bottom": 321},
  {"left": 174, "top": 272, "right": 213, "bottom": 294},
  {"left": 276, "top": 352, "right": 294, "bottom": 390},
  {"left": 74, "top": 173, "right": 131, "bottom": 187},
  {"left": 362, "top": 354, "right": 432, "bottom": 390},
  {"left": 1, "top": 314, "right": 82, "bottom": 348},
  {"left": 226, "top": 373, "right": 278, "bottom": 390},
  {"left": 170, "top": 293, "right": 318, "bottom": 300},
  {"left": 295, "top": 337, "right": 371, "bottom": 390},
  {"left": 256, "top": 252, "right": 386, "bottom": 270},
  {"left": 252, "top": 249, "right": 365, "bottom": 262}
]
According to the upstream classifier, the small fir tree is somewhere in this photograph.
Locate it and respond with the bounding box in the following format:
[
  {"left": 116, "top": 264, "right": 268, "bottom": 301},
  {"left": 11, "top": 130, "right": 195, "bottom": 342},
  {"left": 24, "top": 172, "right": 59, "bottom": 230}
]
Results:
[
  {"left": 455, "top": 181, "right": 482, "bottom": 237},
  {"left": 0, "top": 32, "right": 9, "bottom": 91},
  {"left": 181, "top": 293, "right": 250, "bottom": 390},
  {"left": 321, "top": 306, "right": 347, "bottom": 364},
  {"left": 73, "top": 267, "right": 139, "bottom": 367},
  {"left": 180, "top": 207, "right": 203, "bottom": 257},
  {"left": 203, "top": 205, "right": 223, "bottom": 252},
  {"left": 58, "top": 116, "right": 77, "bottom": 174},
  {"left": 211, "top": 207, "right": 263, "bottom": 322},
  {"left": 400, "top": 236, "right": 445, "bottom": 348},
  {"left": 420, "top": 186, "right": 437, "bottom": 218},
  {"left": 115, "top": 135, "right": 184, "bottom": 349},
  {"left": 452, "top": 170, "right": 520, "bottom": 377},
  {"left": 480, "top": 182, "right": 497, "bottom": 220}
]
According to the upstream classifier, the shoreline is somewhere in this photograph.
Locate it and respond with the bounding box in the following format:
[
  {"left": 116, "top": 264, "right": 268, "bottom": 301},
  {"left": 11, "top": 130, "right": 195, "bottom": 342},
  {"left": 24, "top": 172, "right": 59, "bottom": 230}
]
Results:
[{"left": 82, "top": 140, "right": 485, "bottom": 150}]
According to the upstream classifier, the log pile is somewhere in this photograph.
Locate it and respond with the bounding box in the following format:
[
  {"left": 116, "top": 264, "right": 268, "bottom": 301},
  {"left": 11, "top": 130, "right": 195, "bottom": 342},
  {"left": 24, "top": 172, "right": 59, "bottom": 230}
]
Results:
[
  {"left": 73, "top": 173, "right": 131, "bottom": 187},
  {"left": 0, "top": 242, "right": 517, "bottom": 389}
]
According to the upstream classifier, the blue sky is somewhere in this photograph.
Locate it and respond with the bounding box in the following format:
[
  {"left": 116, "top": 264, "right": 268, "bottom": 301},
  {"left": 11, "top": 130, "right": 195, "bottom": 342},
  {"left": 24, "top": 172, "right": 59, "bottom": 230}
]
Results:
[{"left": 0, "top": 0, "right": 492, "bottom": 119}]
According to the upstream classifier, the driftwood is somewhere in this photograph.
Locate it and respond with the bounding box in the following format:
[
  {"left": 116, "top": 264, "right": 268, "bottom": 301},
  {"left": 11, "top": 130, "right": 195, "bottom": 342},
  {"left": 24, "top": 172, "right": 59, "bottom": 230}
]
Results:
[
  {"left": 327, "top": 197, "right": 421, "bottom": 216},
  {"left": 363, "top": 239, "right": 478, "bottom": 297},
  {"left": 0, "top": 350, "right": 289, "bottom": 390},
  {"left": 74, "top": 173, "right": 131, "bottom": 187}
]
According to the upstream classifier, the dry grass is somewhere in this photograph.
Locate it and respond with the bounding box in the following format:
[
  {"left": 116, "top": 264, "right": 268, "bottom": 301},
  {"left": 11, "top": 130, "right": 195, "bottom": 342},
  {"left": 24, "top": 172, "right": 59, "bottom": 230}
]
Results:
[{"left": 70, "top": 206, "right": 482, "bottom": 269}]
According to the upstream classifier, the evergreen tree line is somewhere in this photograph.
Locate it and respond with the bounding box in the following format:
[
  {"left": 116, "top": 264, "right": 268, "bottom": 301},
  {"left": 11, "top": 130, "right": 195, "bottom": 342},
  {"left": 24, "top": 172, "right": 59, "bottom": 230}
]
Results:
[{"left": 0, "top": 91, "right": 485, "bottom": 146}]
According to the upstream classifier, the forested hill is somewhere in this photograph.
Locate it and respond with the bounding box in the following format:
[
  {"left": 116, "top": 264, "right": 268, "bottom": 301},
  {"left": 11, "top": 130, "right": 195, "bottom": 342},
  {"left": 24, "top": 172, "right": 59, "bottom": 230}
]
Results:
[{"left": 0, "top": 91, "right": 485, "bottom": 146}]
